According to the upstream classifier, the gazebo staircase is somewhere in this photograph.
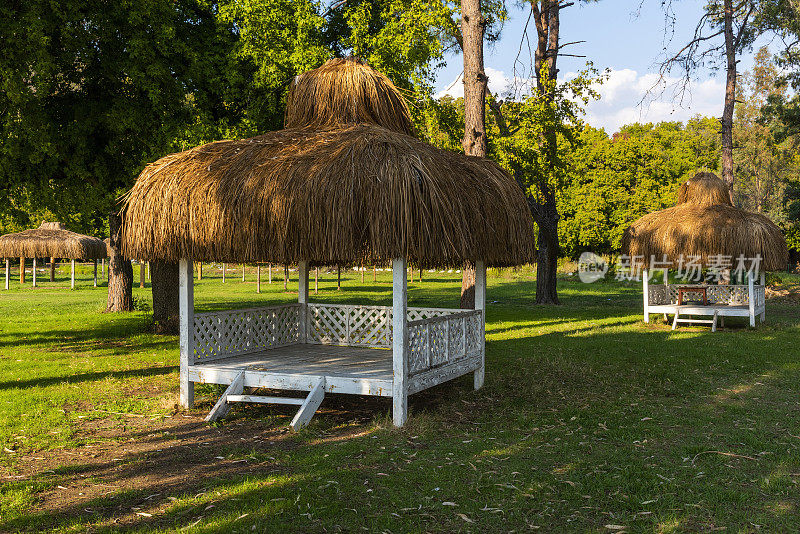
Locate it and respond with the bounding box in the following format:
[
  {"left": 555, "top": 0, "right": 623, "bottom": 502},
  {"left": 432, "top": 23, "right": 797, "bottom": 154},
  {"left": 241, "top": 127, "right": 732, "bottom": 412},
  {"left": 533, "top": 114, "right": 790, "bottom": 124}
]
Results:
[{"left": 205, "top": 371, "right": 325, "bottom": 430}]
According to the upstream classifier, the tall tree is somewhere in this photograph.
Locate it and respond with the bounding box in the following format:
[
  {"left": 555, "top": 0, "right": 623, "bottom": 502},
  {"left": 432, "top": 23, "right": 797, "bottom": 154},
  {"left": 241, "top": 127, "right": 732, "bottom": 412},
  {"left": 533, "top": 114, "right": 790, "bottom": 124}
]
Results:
[
  {"left": 459, "top": 0, "right": 489, "bottom": 308},
  {"left": 656, "top": 0, "right": 759, "bottom": 200},
  {"left": 529, "top": 0, "right": 562, "bottom": 304}
]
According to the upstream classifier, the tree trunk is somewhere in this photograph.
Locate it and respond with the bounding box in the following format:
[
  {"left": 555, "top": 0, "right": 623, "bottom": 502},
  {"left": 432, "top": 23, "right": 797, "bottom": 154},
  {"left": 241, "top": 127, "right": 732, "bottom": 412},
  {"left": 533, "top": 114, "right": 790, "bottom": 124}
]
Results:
[
  {"left": 20, "top": 257, "right": 25, "bottom": 284},
  {"left": 721, "top": 0, "right": 736, "bottom": 201},
  {"left": 460, "top": 0, "right": 488, "bottom": 309},
  {"left": 151, "top": 260, "right": 179, "bottom": 334},
  {"left": 105, "top": 212, "right": 133, "bottom": 312},
  {"left": 139, "top": 262, "right": 145, "bottom": 288},
  {"left": 531, "top": 1, "right": 561, "bottom": 304},
  {"left": 536, "top": 212, "right": 560, "bottom": 304}
]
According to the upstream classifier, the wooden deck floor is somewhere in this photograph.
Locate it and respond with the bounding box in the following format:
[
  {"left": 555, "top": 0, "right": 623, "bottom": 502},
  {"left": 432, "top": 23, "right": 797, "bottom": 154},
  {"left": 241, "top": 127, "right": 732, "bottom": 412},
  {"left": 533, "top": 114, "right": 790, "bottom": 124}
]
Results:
[{"left": 192, "top": 344, "right": 392, "bottom": 380}]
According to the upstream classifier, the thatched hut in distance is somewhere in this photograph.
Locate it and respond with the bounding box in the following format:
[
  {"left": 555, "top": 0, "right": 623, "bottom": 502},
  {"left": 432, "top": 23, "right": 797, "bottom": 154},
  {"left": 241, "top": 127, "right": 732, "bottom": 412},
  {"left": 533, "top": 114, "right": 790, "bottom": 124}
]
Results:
[
  {"left": 0, "top": 222, "right": 107, "bottom": 289},
  {"left": 622, "top": 172, "right": 788, "bottom": 330},
  {"left": 121, "top": 59, "right": 535, "bottom": 430}
]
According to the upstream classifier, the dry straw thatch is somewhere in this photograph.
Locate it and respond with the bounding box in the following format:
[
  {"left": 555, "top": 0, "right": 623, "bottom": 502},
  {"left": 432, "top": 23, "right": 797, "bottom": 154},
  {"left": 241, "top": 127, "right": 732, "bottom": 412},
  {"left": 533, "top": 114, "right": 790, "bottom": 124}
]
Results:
[
  {"left": 0, "top": 222, "right": 107, "bottom": 260},
  {"left": 284, "top": 57, "right": 414, "bottom": 136},
  {"left": 622, "top": 173, "right": 788, "bottom": 271},
  {"left": 676, "top": 172, "right": 733, "bottom": 207},
  {"left": 121, "top": 124, "right": 535, "bottom": 267}
]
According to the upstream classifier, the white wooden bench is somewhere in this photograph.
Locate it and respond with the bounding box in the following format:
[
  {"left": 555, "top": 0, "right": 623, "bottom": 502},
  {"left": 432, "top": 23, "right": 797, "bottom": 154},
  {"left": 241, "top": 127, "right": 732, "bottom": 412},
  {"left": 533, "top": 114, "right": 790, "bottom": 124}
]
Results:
[{"left": 641, "top": 269, "right": 766, "bottom": 330}]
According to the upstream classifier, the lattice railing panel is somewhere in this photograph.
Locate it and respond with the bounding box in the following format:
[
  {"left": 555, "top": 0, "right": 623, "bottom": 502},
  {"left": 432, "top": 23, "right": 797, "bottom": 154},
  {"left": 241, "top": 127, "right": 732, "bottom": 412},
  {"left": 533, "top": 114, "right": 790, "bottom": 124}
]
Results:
[
  {"left": 648, "top": 286, "right": 668, "bottom": 305},
  {"left": 657, "top": 284, "right": 756, "bottom": 305},
  {"left": 307, "top": 304, "right": 392, "bottom": 347},
  {"left": 407, "top": 310, "right": 483, "bottom": 377},
  {"left": 193, "top": 304, "right": 300, "bottom": 361},
  {"left": 407, "top": 307, "right": 460, "bottom": 322}
]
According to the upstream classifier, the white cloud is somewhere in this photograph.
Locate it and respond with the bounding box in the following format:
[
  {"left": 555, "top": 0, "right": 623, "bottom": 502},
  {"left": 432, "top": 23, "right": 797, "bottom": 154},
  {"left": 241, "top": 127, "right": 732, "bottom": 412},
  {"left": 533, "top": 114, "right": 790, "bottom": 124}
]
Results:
[{"left": 435, "top": 67, "right": 725, "bottom": 134}]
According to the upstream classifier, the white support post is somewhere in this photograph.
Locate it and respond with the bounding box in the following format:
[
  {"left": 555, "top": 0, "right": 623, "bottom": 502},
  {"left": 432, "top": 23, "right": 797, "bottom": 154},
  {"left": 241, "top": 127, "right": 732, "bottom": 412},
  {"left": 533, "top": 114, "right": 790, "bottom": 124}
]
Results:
[
  {"left": 642, "top": 268, "right": 649, "bottom": 323},
  {"left": 759, "top": 271, "right": 766, "bottom": 322},
  {"left": 222, "top": 262, "right": 226, "bottom": 283},
  {"left": 70, "top": 259, "right": 75, "bottom": 289},
  {"left": 4, "top": 259, "right": 8, "bottom": 290},
  {"left": 392, "top": 257, "right": 408, "bottom": 427},
  {"left": 242, "top": 264, "right": 245, "bottom": 282},
  {"left": 474, "top": 260, "right": 486, "bottom": 390},
  {"left": 32, "top": 258, "right": 37, "bottom": 288},
  {"left": 101, "top": 258, "right": 104, "bottom": 277},
  {"left": 179, "top": 258, "right": 195, "bottom": 408},
  {"left": 298, "top": 260, "right": 309, "bottom": 343},
  {"left": 93, "top": 259, "right": 98, "bottom": 287},
  {"left": 257, "top": 264, "right": 261, "bottom": 293},
  {"left": 747, "top": 271, "right": 755, "bottom": 327}
]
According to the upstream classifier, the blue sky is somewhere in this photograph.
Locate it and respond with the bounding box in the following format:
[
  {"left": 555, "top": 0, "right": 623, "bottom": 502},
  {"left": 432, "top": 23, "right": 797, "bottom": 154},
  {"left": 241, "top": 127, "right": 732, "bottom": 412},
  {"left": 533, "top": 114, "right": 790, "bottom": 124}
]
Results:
[{"left": 434, "top": 1, "right": 773, "bottom": 134}]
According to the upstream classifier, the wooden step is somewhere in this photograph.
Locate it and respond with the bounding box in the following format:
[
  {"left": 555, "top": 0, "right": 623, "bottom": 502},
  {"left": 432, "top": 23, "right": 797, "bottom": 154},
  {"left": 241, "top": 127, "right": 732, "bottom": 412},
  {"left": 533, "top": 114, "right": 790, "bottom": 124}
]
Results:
[
  {"left": 675, "top": 318, "right": 714, "bottom": 324},
  {"left": 226, "top": 395, "right": 304, "bottom": 405},
  {"left": 204, "top": 373, "right": 327, "bottom": 430}
]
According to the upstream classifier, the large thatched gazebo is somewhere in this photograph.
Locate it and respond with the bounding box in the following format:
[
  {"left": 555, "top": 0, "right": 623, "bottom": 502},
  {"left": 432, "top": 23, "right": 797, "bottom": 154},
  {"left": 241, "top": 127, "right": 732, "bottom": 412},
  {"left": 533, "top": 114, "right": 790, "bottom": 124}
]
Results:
[
  {"left": 622, "top": 172, "right": 788, "bottom": 330},
  {"left": 121, "top": 58, "right": 535, "bottom": 429},
  {"left": 0, "top": 222, "right": 107, "bottom": 289}
]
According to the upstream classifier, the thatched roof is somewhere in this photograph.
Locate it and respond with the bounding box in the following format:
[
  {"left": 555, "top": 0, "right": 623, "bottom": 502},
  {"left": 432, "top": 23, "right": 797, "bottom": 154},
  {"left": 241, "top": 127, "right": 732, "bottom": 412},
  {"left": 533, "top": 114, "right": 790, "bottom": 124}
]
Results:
[
  {"left": 121, "top": 124, "right": 535, "bottom": 267},
  {"left": 284, "top": 57, "right": 414, "bottom": 136},
  {"left": 676, "top": 172, "right": 732, "bottom": 207},
  {"left": 622, "top": 173, "right": 788, "bottom": 271},
  {"left": 0, "top": 222, "right": 107, "bottom": 260}
]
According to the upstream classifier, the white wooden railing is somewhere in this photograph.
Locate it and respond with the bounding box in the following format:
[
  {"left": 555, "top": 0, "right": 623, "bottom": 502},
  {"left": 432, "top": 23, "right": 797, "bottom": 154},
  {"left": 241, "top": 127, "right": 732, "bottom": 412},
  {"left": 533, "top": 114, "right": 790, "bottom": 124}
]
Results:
[
  {"left": 305, "top": 304, "right": 465, "bottom": 348},
  {"left": 193, "top": 304, "right": 300, "bottom": 361},
  {"left": 648, "top": 284, "right": 764, "bottom": 307},
  {"left": 192, "top": 303, "right": 483, "bottom": 371},
  {"left": 407, "top": 309, "right": 483, "bottom": 376}
]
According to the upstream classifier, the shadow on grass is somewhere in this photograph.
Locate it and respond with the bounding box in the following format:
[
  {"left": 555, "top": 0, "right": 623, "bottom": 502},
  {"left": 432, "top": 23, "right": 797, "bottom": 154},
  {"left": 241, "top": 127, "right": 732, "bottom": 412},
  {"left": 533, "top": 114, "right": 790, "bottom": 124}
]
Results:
[{"left": 0, "top": 365, "right": 177, "bottom": 391}]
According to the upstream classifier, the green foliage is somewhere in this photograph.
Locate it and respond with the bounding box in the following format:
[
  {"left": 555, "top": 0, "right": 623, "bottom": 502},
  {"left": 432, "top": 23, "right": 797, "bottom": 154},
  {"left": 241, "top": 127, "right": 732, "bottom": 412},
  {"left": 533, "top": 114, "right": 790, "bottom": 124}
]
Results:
[
  {"left": 0, "top": 0, "right": 240, "bottom": 234},
  {"left": 558, "top": 118, "right": 721, "bottom": 258}
]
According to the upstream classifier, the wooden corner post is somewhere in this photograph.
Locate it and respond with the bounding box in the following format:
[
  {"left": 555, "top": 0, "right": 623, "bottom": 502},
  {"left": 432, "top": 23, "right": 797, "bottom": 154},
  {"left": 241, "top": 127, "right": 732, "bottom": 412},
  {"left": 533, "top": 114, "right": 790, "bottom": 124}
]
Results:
[
  {"left": 642, "top": 268, "right": 649, "bottom": 323},
  {"left": 298, "top": 260, "right": 309, "bottom": 343},
  {"left": 392, "top": 257, "right": 408, "bottom": 427},
  {"left": 747, "top": 271, "right": 755, "bottom": 327},
  {"left": 179, "top": 258, "right": 195, "bottom": 408},
  {"left": 93, "top": 259, "right": 98, "bottom": 287},
  {"left": 474, "top": 260, "right": 486, "bottom": 390}
]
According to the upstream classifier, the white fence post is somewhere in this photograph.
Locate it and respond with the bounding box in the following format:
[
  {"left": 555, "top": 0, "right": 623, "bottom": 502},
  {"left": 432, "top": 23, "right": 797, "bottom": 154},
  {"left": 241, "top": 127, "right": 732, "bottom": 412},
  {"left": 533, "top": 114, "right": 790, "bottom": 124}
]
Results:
[
  {"left": 32, "top": 258, "right": 37, "bottom": 288},
  {"left": 474, "top": 260, "right": 486, "bottom": 390},
  {"left": 392, "top": 257, "right": 408, "bottom": 427},
  {"left": 298, "top": 260, "right": 309, "bottom": 343},
  {"left": 747, "top": 271, "right": 755, "bottom": 327},
  {"left": 642, "top": 268, "right": 649, "bottom": 323},
  {"left": 4, "top": 259, "right": 8, "bottom": 290},
  {"left": 70, "top": 259, "right": 75, "bottom": 289},
  {"left": 93, "top": 259, "right": 98, "bottom": 287},
  {"left": 179, "top": 258, "right": 195, "bottom": 408}
]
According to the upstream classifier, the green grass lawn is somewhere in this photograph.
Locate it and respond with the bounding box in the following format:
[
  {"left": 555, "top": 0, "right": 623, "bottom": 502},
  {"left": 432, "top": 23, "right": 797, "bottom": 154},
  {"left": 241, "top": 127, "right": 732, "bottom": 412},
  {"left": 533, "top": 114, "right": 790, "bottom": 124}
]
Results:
[{"left": 1, "top": 264, "right": 799, "bottom": 533}]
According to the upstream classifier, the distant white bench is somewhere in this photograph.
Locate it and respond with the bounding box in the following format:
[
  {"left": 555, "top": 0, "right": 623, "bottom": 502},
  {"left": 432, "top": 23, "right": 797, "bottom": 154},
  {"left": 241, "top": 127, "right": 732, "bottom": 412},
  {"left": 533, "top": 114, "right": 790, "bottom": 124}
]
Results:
[{"left": 641, "top": 270, "right": 766, "bottom": 330}]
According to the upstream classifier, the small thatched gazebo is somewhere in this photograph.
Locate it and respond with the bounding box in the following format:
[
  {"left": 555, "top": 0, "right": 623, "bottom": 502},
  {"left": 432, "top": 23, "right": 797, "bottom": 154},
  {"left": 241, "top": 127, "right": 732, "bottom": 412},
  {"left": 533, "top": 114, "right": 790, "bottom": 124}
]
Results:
[
  {"left": 121, "top": 58, "right": 535, "bottom": 429},
  {"left": 0, "top": 222, "right": 107, "bottom": 289},
  {"left": 622, "top": 172, "right": 788, "bottom": 330}
]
